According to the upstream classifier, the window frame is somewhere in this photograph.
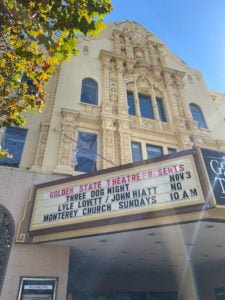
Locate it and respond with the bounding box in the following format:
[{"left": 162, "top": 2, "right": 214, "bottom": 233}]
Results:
[
  {"left": 80, "top": 78, "right": 98, "bottom": 106},
  {"left": 131, "top": 141, "right": 143, "bottom": 162},
  {"left": 74, "top": 130, "right": 98, "bottom": 173},
  {"left": 139, "top": 93, "right": 154, "bottom": 120},
  {"left": 127, "top": 91, "right": 136, "bottom": 116},
  {"left": 146, "top": 144, "right": 163, "bottom": 160},
  {"left": 189, "top": 103, "right": 207, "bottom": 129},
  {"left": 0, "top": 126, "right": 28, "bottom": 168},
  {"left": 156, "top": 97, "right": 167, "bottom": 122}
]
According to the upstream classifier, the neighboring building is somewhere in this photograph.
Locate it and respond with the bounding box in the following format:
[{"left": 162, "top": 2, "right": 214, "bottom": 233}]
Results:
[{"left": 0, "top": 21, "right": 225, "bottom": 300}]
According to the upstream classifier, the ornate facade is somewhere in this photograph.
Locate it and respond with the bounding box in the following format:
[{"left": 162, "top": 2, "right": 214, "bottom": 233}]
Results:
[{"left": 0, "top": 21, "right": 225, "bottom": 300}]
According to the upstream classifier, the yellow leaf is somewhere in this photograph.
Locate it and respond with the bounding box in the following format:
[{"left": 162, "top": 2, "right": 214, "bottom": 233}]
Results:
[
  {"left": 6, "top": 52, "right": 14, "bottom": 60},
  {"left": 48, "top": 57, "right": 59, "bottom": 65},
  {"left": 0, "top": 59, "right": 6, "bottom": 68},
  {"left": 0, "top": 75, "right": 5, "bottom": 85},
  {"left": 39, "top": 72, "right": 49, "bottom": 81}
]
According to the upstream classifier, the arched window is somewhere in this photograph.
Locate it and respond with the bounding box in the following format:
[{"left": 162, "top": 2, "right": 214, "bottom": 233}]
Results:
[
  {"left": 189, "top": 103, "right": 207, "bottom": 129},
  {"left": 0, "top": 206, "right": 14, "bottom": 292},
  {"left": 80, "top": 78, "right": 98, "bottom": 105}
]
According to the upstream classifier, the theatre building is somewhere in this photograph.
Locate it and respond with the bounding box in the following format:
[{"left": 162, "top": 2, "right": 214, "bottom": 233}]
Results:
[{"left": 1, "top": 21, "right": 225, "bottom": 300}]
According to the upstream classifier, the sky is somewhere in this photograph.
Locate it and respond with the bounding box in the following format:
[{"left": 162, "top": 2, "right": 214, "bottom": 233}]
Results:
[{"left": 105, "top": 0, "right": 225, "bottom": 94}]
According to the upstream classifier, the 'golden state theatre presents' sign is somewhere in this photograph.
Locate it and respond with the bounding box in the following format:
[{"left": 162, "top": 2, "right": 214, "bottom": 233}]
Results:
[{"left": 29, "top": 152, "right": 204, "bottom": 233}]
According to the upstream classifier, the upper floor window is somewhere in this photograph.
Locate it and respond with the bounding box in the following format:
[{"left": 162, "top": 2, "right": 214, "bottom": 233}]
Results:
[
  {"left": 0, "top": 127, "right": 27, "bottom": 168},
  {"left": 156, "top": 97, "right": 167, "bottom": 122},
  {"left": 127, "top": 91, "right": 136, "bottom": 116},
  {"left": 139, "top": 94, "right": 154, "bottom": 119},
  {"left": 80, "top": 78, "right": 98, "bottom": 105},
  {"left": 168, "top": 148, "right": 177, "bottom": 154},
  {"left": 189, "top": 103, "right": 207, "bottom": 129},
  {"left": 75, "top": 131, "right": 97, "bottom": 173},
  {"left": 131, "top": 142, "right": 142, "bottom": 162},
  {"left": 146, "top": 144, "right": 163, "bottom": 159},
  {"left": 0, "top": 207, "right": 14, "bottom": 293}
]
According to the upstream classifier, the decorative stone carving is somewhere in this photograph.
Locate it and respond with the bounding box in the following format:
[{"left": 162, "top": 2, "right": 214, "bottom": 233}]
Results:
[
  {"left": 44, "top": 66, "right": 61, "bottom": 123},
  {"left": 176, "top": 132, "right": 193, "bottom": 150},
  {"left": 55, "top": 110, "right": 78, "bottom": 173},
  {"left": 109, "top": 59, "right": 118, "bottom": 103},
  {"left": 116, "top": 60, "right": 128, "bottom": 116},
  {"left": 82, "top": 45, "right": 89, "bottom": 55},
  {"left": 116, "top": 120, "right": 132, "bottom": 165},
  {"left": 32, "top": 123, "right": 49, "bottom": 170},
  {"left": 101, "top": 55, "right": 112, "bottom": 113},
  {"left": 101, "top": 118, "right": 116, "bottom": 169}
]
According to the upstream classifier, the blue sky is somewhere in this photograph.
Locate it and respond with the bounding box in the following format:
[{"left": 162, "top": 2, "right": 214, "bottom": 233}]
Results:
[{"left": 105, "top": 0, "right": 225, "bottom": 93}]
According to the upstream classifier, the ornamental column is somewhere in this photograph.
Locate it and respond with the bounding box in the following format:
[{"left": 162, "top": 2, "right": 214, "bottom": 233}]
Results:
[
  {"left": 101, "top": 117, "right": 116, "bottom": 169},
  {"left": 54, "top": 110, "right": 78, "bottom": 174},
  {"left": 116, "top": 59, "right": 128, "bottom": 116},
  {"left": 101, "top": 55, "right": 112, "bottom": 114},
  {"left": 117, "top": 119, "right": 132, "bottom": 165},
  {"left": 32, "top": 123, "right": 49, "bottom": 171}
]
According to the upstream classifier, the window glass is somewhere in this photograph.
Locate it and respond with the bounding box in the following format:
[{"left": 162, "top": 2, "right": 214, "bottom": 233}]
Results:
[
  {"left": 127, "top": 91, "right": 136, "bottom": 115},
  {"left": 146, "top": 144, "right": 163, "bottom": 159},
  {"left": 149, "top": 292, "right": 177, "bottom": 300},
  {"left": 139, "top": 94, "right": 154, "bottom": 119},
  {"left": 189, "top": 103, "right": 207, "bottom": 128},
  {"left": 156, "top": 97, "right": 167, "bottom": 122},
  {"left": 75, "top": 132, "right": 97, "bottom": 173},
  {"left": 168, "top": 148, "right": 177, "bottom": 154},
  {"left": 215, "top": 287, "right": 225, "bottom": 300},
  {"left": 81, "top": 78, "right": 98, "bottom": 105},
  {"left": 131, "top": 142, "right": 142, "bottom": 162},
  {"left": 0, "top": 208, "right": 13, "bottom": 292},
  {"left": 0, "top": 127, "right": 27, "bottom": 167}
]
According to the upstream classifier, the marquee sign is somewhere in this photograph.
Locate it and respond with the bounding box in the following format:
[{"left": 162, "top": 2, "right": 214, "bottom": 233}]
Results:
[
  {"left": 201, "top": 148, "right": 225, "bottom": 206},
  {"left": 29, "top": 152, "right": 204, "bottom": 233}
]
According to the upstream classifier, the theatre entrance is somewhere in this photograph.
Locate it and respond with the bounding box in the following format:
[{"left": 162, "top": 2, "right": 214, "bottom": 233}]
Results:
[{"left": 51, "top": 221, "right": 225, "bottom": 300}]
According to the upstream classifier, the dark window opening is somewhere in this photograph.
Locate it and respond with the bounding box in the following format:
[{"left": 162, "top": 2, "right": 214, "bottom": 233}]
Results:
[
  {"left": 127, "top": 91, "right": 136, "bottom": 115},
  {"left": 189, "top": 103, "right": 207, "bottom": 129},
  {"left": 139, "top": 94, "right": 154, "bottom": 119},
  {"left": 156, "top": 97, "right": 167, "bottom": 122},
  {"left": 0, "top": 127, "right": 27, "bottom": 167},
  {"left": 81, "top": 78, "right": 98, "bottom": 105},
  {"left": 75, "top": 132, "right": 97, "bottom": 173},
  {"left": 131, "top": 142, "right": 142, "bottom": 162},
  {"left": 168, "top": 148, "right": 177, "bottom": 154},
  {"left": 146, "top": 144, "right": 163, "bottom": 159}
]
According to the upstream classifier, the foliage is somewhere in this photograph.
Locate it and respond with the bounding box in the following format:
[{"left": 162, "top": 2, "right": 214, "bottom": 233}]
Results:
[{"left": 0, "top": 0, "right": 112, "bottom": 157}]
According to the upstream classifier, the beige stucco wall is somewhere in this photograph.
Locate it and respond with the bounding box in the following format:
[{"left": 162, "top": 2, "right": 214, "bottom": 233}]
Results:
[{"left": 0, "top": 168, "right": 69, "bottom": 299}]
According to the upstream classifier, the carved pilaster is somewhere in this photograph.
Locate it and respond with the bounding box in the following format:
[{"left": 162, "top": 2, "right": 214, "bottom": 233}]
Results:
[
  {"left": 54, "top": 110, "right": 78, "bottom": 174},
  {"left": 117, "top": 120, "right": 132, "bottom": 165},
  {"left": 173, "top": 74, "right": 193, "bottom": 121},
  {"left": 44, "top": 66, "right": 61, "bottom": 123},
  {"left": 32, "top": 123, "right": 50, "bottom": 170},
  {"left": 116, "top": 60, "right": 128, "bottom": 116},
  {"left": 163, "top": 72, "right": 180, "bottom": 118},
  {"left": 101, "top": 55, "right": 112, "bottom": 113},
  {"left": 101, "top": 118, "right": 116, "bottom": 169}
]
